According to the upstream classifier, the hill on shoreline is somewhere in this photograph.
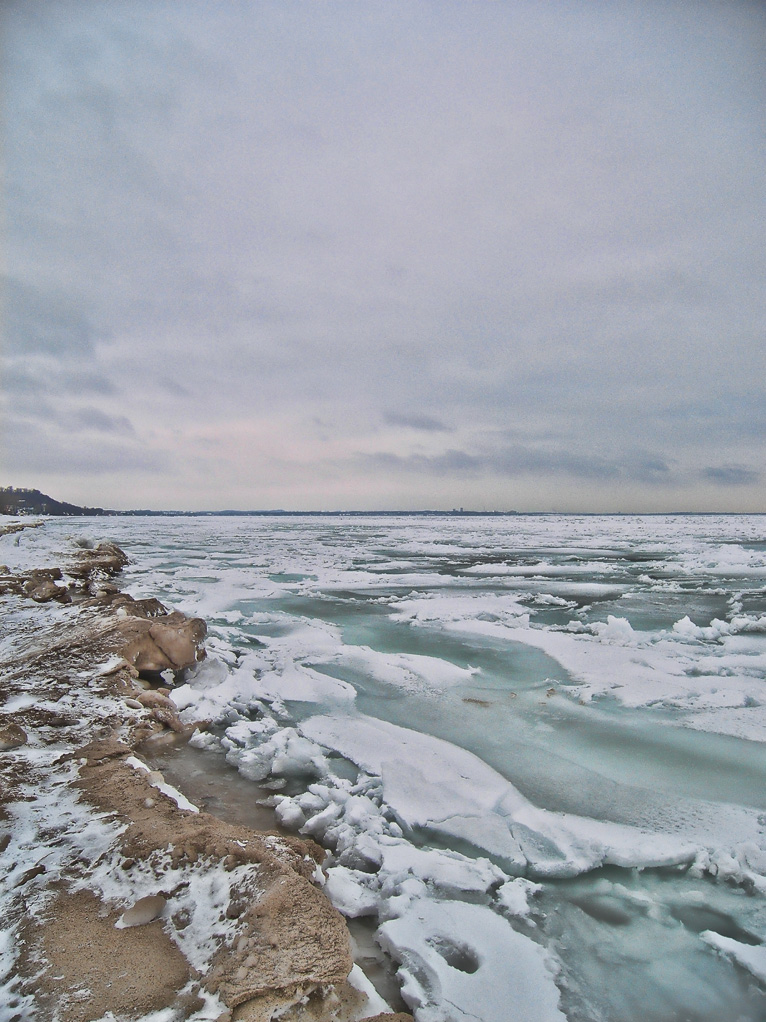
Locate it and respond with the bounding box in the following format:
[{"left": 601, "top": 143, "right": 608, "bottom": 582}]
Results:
[{"left": 0, "top": 486, "right": 112, "bottom": 517}]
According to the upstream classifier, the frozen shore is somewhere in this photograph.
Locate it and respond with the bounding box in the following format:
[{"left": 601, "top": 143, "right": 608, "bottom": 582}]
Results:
[
  {"left": 6, "top": 512, "right": 766, "bottom": 1021},
  {"left": 0, "top": 520, "right": 409, "bottom": 1022}
]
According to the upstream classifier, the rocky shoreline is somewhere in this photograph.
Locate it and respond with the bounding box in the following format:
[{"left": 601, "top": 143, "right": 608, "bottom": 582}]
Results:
[{"left": 0, "top": 521, "right": 412, "bottom": 1022}]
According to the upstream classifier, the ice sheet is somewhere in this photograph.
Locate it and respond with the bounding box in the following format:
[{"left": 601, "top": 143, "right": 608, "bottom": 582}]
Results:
[{"left": 299, "top": 713, "right": 700, "bottom": 878}]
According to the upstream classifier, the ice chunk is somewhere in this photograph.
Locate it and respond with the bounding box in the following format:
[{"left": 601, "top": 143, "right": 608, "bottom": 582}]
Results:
[
  {"left": 299, "top": 714, "right": 516, "bottom": 823},
  {"left": 378, "top": 899, "right": 566, "bottom": 1022},
  {"left": 497, "top": 877, "right": 543, "bottom": 918},
  {"left": 323, "top": 866, "right": 378, "bottom": 917},
  {"left": 506, "top": 802, "right": 697, "bottom": 879},
  {"left": 274, "top": 798, "right": 307, "bottom": 831},
  {"left": 391, "top": 592, "right": 530, "bottom": 629},
  {"left": 347, "top": 963, "right": 393, "bottom": 1015},
  {"left": 673, "top": 616, "right": 704, "bottom": 641},
  {"left": 701, "top": 931, "right": 766, "bottom": 984},
  {"left": 591, "top": 615, "right": 636, "bottom": 644},
  {"left": 252, "top": 664, "right": 356, "bottom": 704},
  {"left": 115, "top": 893, "right": 166, "bottom": 928},
  {"left": 224, "top": 726, "right": 328, "bottom": 784},
  {"left": 378, "top": 837, "right": 505, "bottom": 896},
  {"left": 422, "top": 813, "right": 527, "bottom": 874}
]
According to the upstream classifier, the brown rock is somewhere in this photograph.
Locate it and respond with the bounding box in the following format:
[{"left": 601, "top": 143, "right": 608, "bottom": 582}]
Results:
[
  {"left": 0, "top": 520, "right": 44, "bottom": 537},
  {"left": 75, "top": 740, "right": 354, "bottom": 1017},
  {"left": 119, "top": 613, "right": 206, "bottom": 676},
  {"left": 151, "top": 706, "right": 189, "bottom": 733},
  {"left": 70, "top": 542, "right": 129, "bottom": 581},
  {"left": 19, "top": 568, "right": 70, "bottom": 603},
  {"left": 98, "top": 657, "right": 135, "bottom": 677},
  {"left": 0, "top": 722, "right": 28, "bottom": 751},
  {"left": 136, "top": 690, "right": 177, "bottom": 710},
  {"left": 26, "top": 578, "right": 71, "bottom": 604},
  {"left": 0, "top": 575, "right": 25, "bottom": 596},
  {"left": 44, "top": 713, "right": 77, "bottom": 728},
  {"left": 208, "top": 875, "right": 352, "bottom": 1009},
  {"left": 79, "top": 737, "right": 132, "bottom": 765},
  {"left": 116, "top": 596, "right": 169, "bottom": 618},
  {"left": 16, "top": 863, "right": 47, "bottom": 887},
  {"left": 28, "top": 567, "right": 63, "bottom": 582},
  {"left": 3, "top": 535, "right": 366, "bottom": 1022},
  {"left": 149, "top": 614, "right": 207, "bottom": 668}
]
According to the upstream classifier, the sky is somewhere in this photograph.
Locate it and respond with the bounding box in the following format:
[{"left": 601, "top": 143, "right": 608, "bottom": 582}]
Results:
[{"left": 2, "top": 1, "right": 765, "bottom": 512}]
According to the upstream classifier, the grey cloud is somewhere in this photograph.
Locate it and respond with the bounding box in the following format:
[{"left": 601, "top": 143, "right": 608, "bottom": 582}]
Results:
[
  {"left": 492, "top": 448, "right": 621, "bottom": 482},
  {"left": 3, "top": 418, "right": 165, "bottom": 476},
  {"left": 60, "top": 370, "right": 118, "bottom": 396},
  {"left": 701, "top": 465, "right": 761, "bottom": 486},
  {"left": 70, "top": 408, "right": 135, "bottom": 436},
  {"left": 631, "top": 458, "right": 673, "bottom": 483},
  {"left": 6, "top": 396, "right": 61, "bottom": 424},
  {"left": 570, "top": 265, "right": 714, "bottom": 310},
  {"left": 655, "top": 392, "right": 766, "bottom": 443},
  {"left": 4, "top": 277, "right": 100, "bottom": 356},
  {"left": 363, "top": 450, "right": 482, "bottom": 477},
  {"left": 361, "top": 446, "right": 675, "bottom": 484},
  {"left": 385, "top": 412, "right": 451, "bottom": 432},
  {"left": 3, "top": 363, "right": 118, "bottom": 397},
  {"left": 4, "top": 390, "right": 133, "bottom": 436},
  {"left": 160, "top": 377, "right": 191, "bottom": 398},
  {"left": 499, "top": 449, "right": 674, "bottom": 484}
]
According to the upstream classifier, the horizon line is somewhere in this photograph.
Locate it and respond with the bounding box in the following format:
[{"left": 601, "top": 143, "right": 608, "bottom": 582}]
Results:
[{"left": 10, "top": 508, "right": 766, "bottom": 518}]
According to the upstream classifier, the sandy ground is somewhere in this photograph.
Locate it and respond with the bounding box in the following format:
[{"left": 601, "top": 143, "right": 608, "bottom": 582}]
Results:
[{"left": 0, "top": 521, "right": 411, "bottom": 1022}]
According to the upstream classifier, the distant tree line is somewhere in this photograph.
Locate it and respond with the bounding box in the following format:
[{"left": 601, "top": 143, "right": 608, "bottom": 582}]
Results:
[{"left": 0, "top": 487, "right": 113, "bottom": 516}]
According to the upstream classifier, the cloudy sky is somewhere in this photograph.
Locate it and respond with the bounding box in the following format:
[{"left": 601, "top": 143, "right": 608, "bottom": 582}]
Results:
[{"left": 3, "top": 1, "right": 765, "bottom": 512}]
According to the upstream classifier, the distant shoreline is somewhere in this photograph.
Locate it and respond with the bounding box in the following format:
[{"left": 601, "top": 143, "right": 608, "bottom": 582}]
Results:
[{"left": 2, "top": 486, "right": 764, "bottom": 518}]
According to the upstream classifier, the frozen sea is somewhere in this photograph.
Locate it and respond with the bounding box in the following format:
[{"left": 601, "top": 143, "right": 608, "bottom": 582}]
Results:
[{"left": 10, "top": 513, "right": 766, "bottom": 1021}]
